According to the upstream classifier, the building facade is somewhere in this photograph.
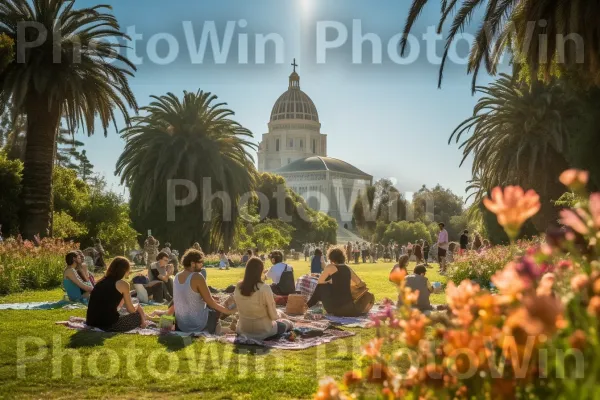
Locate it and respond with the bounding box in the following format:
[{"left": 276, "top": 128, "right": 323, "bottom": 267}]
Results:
[{"left": 257, "top": 64, "right": 372, "bottom": 224}]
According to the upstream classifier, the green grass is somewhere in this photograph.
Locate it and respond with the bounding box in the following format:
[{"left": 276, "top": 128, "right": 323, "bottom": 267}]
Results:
[{"left": 0, "top": 260, "right": 446, "bottom": 399}]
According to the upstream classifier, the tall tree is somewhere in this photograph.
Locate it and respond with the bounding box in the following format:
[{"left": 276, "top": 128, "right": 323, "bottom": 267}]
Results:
[
  {"left": 412, "top": 184, "right": 464, "bottom": 227},
  {"left": 451, "top": 74, "right": 579, "bottom": 230},
  {"left": 0, "top": 0, "right": 137, "bottom": 238},
  {"left": 116, "top": 90, "right": 257, "bottom": 252},
  {"left": 55, "top": 128, "right": 84, "bottom": 169},
  {"left": 401, "top": 0, "right": 600, "bottom": 91}
]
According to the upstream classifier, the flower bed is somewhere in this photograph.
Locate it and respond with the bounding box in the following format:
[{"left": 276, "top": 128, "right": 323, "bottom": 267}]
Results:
[
  {"left": 316, "top": 171, "right": 600, "bottom": 399},
  {"left": 448, "top": 238, "right": 541, "bottom": 288},
  {"left": 0, "top": 238, "right": 78, "bottom": 295}
]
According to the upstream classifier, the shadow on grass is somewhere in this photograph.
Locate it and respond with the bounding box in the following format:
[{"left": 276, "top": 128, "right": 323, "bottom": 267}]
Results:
[
  {"left": 232, "top": 343, "right": 271, "bottom": 356},
  {"left": 67, "top": 330, "right": 116, "bottom": 348},
  {"left": 158, "top": 334, "right": 196, "bottom": 352}
]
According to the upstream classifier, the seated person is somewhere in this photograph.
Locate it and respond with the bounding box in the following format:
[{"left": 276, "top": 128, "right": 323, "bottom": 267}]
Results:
[
  {"left": 241, "top": 249, "right": 253, "bottom": 265},
  {"left": 265, "top": 250, "right": 295, "bottom": 295},
  {"left": 389, "top": 254, "right": 409, "bottom": 280},
  {"left": 86, "top": 257, "right": 147, "bottom": 332},
  {"left": 149, "top": 251, "right": 174, "bottom": 301},
  {"left": 306, "top": 247, "right": 374, "bottom": 317},
  {"left": 63, "top": 251, "right": 93, "bottom": 301},
  {"left": 401, "top": 264, "right": 447, "bottom": 313},
  {"left": 234, "top": 257, "right": 294, "bottom": 340},
  {"left": 75, "top": 250, "right": 96, "bottom": 287},
  {"left": 218, "top": 249, "right": 229, "bottom": 270},
  {"left": 169, "top": 249, "right": 235, "bottom": 333},
  {"left": 310, "top": 248, "right": 326, "bottom": 274}
]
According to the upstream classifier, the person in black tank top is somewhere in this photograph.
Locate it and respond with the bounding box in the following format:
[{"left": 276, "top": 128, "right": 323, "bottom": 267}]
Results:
[
  {"left": 86, "top": 257, "right": 147, "bottom": 332},
  {"left": 307, "top": 247, "right": 369, "bottom": 317}
]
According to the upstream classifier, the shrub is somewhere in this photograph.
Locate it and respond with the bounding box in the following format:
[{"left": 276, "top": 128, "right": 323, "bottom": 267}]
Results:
[
  {"left": 448, "top": 238, "right": 540, "bottom": 288},
  {"left": 0, "top": 238, "right": 77, "bottom": 295}
]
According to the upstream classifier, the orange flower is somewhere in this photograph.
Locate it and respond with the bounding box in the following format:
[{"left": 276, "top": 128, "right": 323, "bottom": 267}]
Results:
[
  {"left": 314, "top": 377, "right": 346, "bottom": 400},
  {"left": 559, "top": 169, "right": 589, "bottom": 191},
  {"left": 342, "top": 370, "right": 362, "bottom": 387},
  {"left": 569, "top": 330, "right": 586, "bottom": 350},
  {"left": 590, "top": 193, "right": 600, "bottom": 228},
  {"left": 365, "top": 363, "right": 390, "bottom": 383},
  {"left": 536, "top": 273, "right": 555, "bottom": 297},
  {"left": 389, "top": 267, "right": 407, "bottom": 284},
  {"left": 571, "top": 274, "right": 590, "bottom": 292},
  {"left": 400, "top": 310, "right": 428, "bottom": 347},
  {"left": 587, "top": 296, "right": 600, "bottom": 317},
  {"left": 483, "top": 186, "right": 541, "bottom": 240},
  {"left": 362, "top": 338, "right": 384, "bottom": 358}
]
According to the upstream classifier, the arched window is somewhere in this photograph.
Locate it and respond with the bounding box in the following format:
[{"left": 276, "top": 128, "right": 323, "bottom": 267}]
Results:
[{"left": 276, "top": 139, "right": 280, "bottom": 151}]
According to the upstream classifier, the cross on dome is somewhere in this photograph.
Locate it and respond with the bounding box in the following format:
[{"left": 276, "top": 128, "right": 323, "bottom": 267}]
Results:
[{"left": 289, "top": 58, "right": 300, "bottom": 89}]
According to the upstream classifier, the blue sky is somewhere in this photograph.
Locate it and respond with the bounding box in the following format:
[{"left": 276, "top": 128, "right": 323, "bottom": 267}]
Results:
[{"left": 76, "top": 0, "right": 507, "bottom": 200}]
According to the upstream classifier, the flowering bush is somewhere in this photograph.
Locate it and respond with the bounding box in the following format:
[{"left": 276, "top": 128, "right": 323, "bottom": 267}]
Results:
[
  {"left": 448, "top": 239, "right": 541, "bottom": 288},
  {"left": 0, "top": 237, "right": 77, "bottom": 295},
  {"left": 316, "top": 170, "right": 600, "bottom": 399}
]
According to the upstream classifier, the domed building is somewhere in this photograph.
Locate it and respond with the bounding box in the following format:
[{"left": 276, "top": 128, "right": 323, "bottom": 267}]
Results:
[{"left": 257, "top": 62, "right": 372, "bottom": 224}]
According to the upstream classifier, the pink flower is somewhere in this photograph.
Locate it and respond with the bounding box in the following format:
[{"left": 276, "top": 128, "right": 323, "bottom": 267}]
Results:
[
  {"left": 483, "top": 186, "right": 541, "bottom": 239},
  {"left": 590, "top": 193, "right": 600, "bottom": 228},
  {"left": 559, "top": 169, "right": 589, "bottom": 190},
  {"left": 559, "top": 209, "right": 589, "bottom": 235}
]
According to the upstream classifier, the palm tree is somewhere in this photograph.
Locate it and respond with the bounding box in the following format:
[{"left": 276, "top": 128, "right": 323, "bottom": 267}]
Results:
[
  {"left": 0, "top": 0, "right": 136, "bottom": 238},
  {"left": 116, "top": 90, "right": 257, "bottom": 251},
  {"left": 401, "top": 0, "right": 600, "bottom": 91},
  {"left": 450, "top": 73, "right": 580, "bottom": 230}
]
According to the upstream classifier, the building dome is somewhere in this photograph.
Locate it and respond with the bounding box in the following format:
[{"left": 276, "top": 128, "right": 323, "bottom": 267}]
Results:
[
  {"left": 270, "top": 63, "right": 319, "bottom": 122},
  {"left": 275, "top": 156, "right": 371, "bottom": 178}
]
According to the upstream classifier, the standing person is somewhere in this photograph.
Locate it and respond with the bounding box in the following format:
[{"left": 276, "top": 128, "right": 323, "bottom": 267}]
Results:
[
  {"left": 218, "top": 249, "right": 229, "bottom": 270},
  {"left": 361, "top": 242, "right": 368, "bottom": 263},
  {"left": 394, "top": 242, "right": 400, "bottom": 262},
  {"left": 346, "top": 242, "right": 352, "bottom": 263},
  {"left": 241, "top": 249, "right": 253, "bottom": 265},
  {"left": 170, "top": 249, "right": 234, "bottom": 333},
  {"left": 437, "top": 223, "right": 449, "bottom": 274},
  {"left": 234, "top": 257, "right": 294, "bottom": 340},
  {"left": 353, "top": 242, "right": 360, "bottom": 264},
  {"left": 94, "top": 238, "right": 106, "bottom": 270},
  {"left": 311, "top": 248, "right": 326, "bottom": 274},
  {"left": 473, "top": 234, "right": 483, "bottom": 251},
  {"left": 144, "top": 235, "right": 160, "bottom": 270},
  {"left": 407, "top": 242, "right": 413, "bottom": 260},
  {"left": 423, "top": 241, "right": 430, "bottom": 266},
  {"left": 459, "top": 230, "right": 469, "bottom": 255},
  {"left": 86, "top": 257, "right": 147, "bottom": 332},
  {"left": 304, "top": 243, "right": 310, "bottom": 262},
  {"left": 413, "top": 242, "right": 423, "bottom": 264}
]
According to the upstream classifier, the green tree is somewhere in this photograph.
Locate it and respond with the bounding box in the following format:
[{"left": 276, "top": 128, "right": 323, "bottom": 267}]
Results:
[
  {"left": 353, "top": 178, "right": 408, "bottom": 238},
  {"left": 0, "top": 0, "right": 137, "bottom": 239},
  {"left": 116, "top": 90, "right": 256, "bottom": 252},
  {"left": 53, "top": 211, "right": 87, "bottom": 239},
  {"left": 382, "top": 221, "right": 432, "bottom": 245},
  {"left": 401, "top": 0, "right": 600, "bottom": 90},
  {"left": 77, "top": 150, "right": 94, "bottom": 182},
  {"left": 412, "top": 184, "right": 463, "bottom": 226},
  {"left": 0, "top": 151, "right": 22, "bottom": 236},
  {"left": 55, "top": 128, "right": 84, "bottom": 170},
  {"left": 0, "top": 33, "right": 14, "bottom": 72},
  {"left": 451, "top": 74, "right": 578, "bottom": 231}
]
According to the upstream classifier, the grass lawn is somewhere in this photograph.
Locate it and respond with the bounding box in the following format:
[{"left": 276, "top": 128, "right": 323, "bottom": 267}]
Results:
[{"left": 0, "top": 260, "right": 447, "bottom": 399}]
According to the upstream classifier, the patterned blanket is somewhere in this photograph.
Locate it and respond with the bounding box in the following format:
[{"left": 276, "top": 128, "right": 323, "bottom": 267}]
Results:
[
  {"left": 56, "top": 316, "right": 354, "bottom": 350},
  {"left": 0, "top": 300, "right": 87, "bottom": 311}
]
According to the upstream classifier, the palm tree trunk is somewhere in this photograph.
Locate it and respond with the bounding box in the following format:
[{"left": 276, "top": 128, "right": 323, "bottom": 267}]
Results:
[{"left": 20, "top": 95, "right": 61, "bottom": 240}]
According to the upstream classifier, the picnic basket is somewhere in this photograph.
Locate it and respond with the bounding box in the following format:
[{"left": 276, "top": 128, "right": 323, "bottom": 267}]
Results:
[{"left": 285, "top": 294, "right": 307, "bottom": 315}]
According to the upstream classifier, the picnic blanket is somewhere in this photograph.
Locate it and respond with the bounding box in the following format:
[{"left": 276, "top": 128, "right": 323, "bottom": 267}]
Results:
[
  {"left": 56, "top": 316, "right": 354, "bottom": 350},
  {"left": 0, "top": 300, "right": 87, "bottom": 311},
  {"left": 324, "top": 303, "right": 397, "bottom": 328}
]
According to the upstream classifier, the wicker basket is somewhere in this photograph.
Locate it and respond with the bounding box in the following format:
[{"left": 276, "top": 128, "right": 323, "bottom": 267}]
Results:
[{"left": 285, "top": 294, "right": 307, "bottom": 315}]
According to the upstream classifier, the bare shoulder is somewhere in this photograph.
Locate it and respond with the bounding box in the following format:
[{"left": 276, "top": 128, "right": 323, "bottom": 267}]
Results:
[{"left": 116, "top": 280, "right": 130, "bottom": 292}]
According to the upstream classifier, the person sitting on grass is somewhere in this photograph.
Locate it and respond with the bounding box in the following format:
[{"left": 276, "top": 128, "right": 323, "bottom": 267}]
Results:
[
  {"left": 306, "top": 247, "right": 374, "bottom": 317},
  {"left": 389, "top": 254, "right": 409, "bottom": 283},
  {"left": 63, "top": 251, "right": 94, "bottom": 301},
  {"left": 168, "top": 249, "right": 235, "bottom": 333},
  {"left": 149, "top": 251, "right": 174, "bottom": 301},
  {"left": 86, "top": 257, "right": 147, "bottom": 332},
  {"left": 234, "top": 257, "right": 294, "bottom": 340},
  {"left": 265, "top": 250, "right": 295, "bottom": 295},
  {"left": 400, "top": 264, "right": 447, "bottom": 314},
  {"left": 218, "top": 249, "right": 230, "bottom": 270},
  {"left": 311, "top": 248, "right": 326, "bottom": 274},
  {"left": 241, "top": 249, "right": 253, "bottom": 265},
  {"left": 75, "top": 250, "right": 96, "bottom": 287}
]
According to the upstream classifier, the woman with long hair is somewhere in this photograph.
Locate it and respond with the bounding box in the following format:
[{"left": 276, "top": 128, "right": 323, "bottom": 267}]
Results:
[
  {"left": 306, "top": 247, "right": 374, "bottom": 317},
  {"left": 86, "top": 257, "right": 147, "bottom": 332},
  {"left": 233, "top": 257, "right": 293, "bottom": 340}
]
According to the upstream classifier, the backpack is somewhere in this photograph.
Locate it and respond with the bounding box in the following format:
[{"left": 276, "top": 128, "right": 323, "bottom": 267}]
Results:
[{"left": 277, "top": 264, "right": 296, "bottom": 295}]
